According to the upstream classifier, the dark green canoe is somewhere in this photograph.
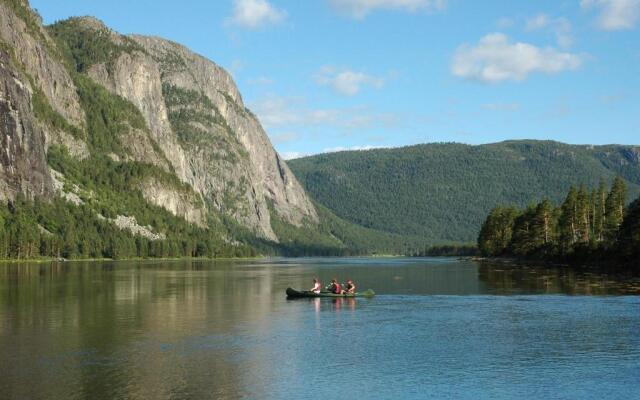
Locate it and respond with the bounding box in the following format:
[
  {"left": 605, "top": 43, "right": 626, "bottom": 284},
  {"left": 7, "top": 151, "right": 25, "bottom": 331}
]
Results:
[{"left": 286, "top": 287, "right": 375, "bottom": 298}]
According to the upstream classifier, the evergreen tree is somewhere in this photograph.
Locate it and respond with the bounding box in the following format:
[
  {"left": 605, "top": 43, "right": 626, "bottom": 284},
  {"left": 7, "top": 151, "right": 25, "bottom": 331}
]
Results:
[
  {"left": 477, "top": 206, "right": 519, "bottom": 256},
  {"left": 576, "top": 185, "right": 590, "bottom": 243},
  {"left": 617, "top": 196, "right": 640, "bottom": 267},
  {"left": 531, "top": 200, "right": 557, "bottom": 249},
  {"left": 589, "top": 188, "right": 597, "bottom": 242},
  {"left": 558, "top": 187, "right": 579, "bottom": 253},
  {"left": 510, "top": 205, "right": 539, "bottom": 256},
  {"left": 604, "top": 176, "right": 627, "bottom": 244},
  {"left": 594, "top": 180, "right": 607, "bottom": 242}
]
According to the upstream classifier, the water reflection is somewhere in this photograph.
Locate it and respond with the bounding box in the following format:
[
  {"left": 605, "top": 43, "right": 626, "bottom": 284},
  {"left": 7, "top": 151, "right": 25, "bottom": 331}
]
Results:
[
  {"left": 477, "top": 261, "right": 640, "bottom": 295},
  {"left": 0, "top": 258, "right": 638, "bottom": 399}
]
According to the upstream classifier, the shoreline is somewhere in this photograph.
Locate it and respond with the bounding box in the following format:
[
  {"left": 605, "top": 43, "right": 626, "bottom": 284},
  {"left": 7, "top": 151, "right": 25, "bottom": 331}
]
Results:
[
  {"left": 471, "top": 255, "right": 638, "bottom": 273},
  {"left": 0, "top": 256, "right": 266, "bottom": 264}
]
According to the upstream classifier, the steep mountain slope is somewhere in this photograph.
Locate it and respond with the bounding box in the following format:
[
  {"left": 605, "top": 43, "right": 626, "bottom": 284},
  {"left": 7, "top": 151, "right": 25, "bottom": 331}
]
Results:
[
  {"left": 46, "top": 16, "right": 317, "bottom": 241},
  {"left": 0, "top": 0, "right": 354, "bottom": 258},
  {"left": 289, "top": 141, "right": 640, "bottom": 243}
]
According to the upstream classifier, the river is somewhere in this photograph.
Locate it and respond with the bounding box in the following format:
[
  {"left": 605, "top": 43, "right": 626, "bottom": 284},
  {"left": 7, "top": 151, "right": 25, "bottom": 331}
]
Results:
[{"left": 0, "top": 257, "right": 639, "bottom": 399}]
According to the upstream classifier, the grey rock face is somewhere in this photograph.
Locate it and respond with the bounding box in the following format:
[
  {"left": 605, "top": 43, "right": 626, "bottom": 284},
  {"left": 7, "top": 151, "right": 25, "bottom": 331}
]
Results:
[
  {"left": 87, "top": 31, "right": 317, "bottom": 240},
  {"left": 139, "top": 177, "right": 207, "bottom": 227},
  {"left": 0, "top": 3, "right": 85, "bottom": 128},
  {"left": 0, "top": 49, "right": 52, "bottom": 200}
]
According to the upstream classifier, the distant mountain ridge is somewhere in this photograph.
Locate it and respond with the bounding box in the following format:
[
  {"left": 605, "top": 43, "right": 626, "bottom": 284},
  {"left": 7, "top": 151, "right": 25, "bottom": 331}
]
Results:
[{"left": 289, "top": 140, "right": 640, "bottom": 243}]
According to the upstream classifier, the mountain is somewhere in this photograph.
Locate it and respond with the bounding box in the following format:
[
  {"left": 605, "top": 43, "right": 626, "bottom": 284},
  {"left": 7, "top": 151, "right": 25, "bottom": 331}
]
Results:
[
  {"left": 0, "top": 0, "right": 391, "bottom": 258},
  {"left": 288, "top": 141, "right": 640, "bottom": 243}
]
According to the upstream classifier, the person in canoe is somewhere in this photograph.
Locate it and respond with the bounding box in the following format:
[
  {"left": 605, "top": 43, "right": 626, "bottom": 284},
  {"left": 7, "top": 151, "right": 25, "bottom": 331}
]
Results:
[
  {"left": 309, "top": 278, "right": 322, "bottom": 294},
  {"left": 327, "top": 278, "right": 342, "bottom": 294},
  {"left": 342, "top": 280, "right": 356, "bottom": 294}
]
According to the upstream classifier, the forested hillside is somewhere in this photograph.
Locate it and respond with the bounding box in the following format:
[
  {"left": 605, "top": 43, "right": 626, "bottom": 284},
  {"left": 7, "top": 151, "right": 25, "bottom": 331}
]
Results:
[{"left": 289, "top": 141, "right": 640, "bottom": 243}]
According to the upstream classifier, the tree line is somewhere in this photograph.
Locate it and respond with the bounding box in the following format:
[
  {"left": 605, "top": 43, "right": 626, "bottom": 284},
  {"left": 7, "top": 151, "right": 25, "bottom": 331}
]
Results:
[
  {"left": 0, "top": 196, "right": 258, "bottom": 261},
  {"left": 477, "top": 177, "right": 639, "bottom": 269}
]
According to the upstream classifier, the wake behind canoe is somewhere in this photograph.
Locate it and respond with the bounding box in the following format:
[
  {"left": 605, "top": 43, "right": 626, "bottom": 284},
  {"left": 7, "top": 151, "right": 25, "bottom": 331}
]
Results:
[{"left": 286, "top": 287, "right": 375, "bottom": 298}]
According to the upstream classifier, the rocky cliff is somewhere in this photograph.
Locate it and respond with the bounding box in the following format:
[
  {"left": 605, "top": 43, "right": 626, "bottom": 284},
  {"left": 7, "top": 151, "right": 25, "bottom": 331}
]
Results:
[{"left": 0, "top": 1, "right": 318, "bottom": 243}]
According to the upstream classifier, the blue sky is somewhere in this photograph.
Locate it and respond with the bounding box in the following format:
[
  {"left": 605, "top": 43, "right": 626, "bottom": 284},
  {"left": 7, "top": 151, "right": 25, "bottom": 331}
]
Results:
[{"left": 32, "top": 0, "right": 640, "bottom": 159}]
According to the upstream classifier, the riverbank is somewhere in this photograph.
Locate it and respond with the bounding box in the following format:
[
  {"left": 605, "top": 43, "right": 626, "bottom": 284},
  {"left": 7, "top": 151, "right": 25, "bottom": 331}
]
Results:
[{"left": 0, "top": 256, "right": 266, "bottom": 264}]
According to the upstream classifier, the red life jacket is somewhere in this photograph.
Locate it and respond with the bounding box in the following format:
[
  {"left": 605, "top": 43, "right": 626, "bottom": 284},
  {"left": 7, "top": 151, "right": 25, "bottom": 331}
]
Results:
[{"left": 334, "top": 283, "right": 342, "bottom": 294}]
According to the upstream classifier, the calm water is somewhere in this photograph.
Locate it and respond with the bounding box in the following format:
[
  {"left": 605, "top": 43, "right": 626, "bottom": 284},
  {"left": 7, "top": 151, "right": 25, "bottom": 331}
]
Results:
[{"left": 0, "top": 257, "right": 639, "bottom": 399}]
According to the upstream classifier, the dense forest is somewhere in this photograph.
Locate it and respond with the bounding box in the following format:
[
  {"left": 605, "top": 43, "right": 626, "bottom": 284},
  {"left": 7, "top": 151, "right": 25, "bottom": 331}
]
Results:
[
  {"left": 477, "top": 177, "right": 639, "bottom": 269},
  {"left": 289, "top": 141, "right": 640, "bottom": 243}
]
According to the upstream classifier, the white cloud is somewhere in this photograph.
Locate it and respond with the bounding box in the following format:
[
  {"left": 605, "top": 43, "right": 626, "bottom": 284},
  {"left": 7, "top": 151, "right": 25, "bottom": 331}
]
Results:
[
  {"left": 227, "top": 0, "right": 286, "bottom": 29},
  {"left": 328, "top": 0, "right": 446, "bottom": 19},
  {"left": 250, "top": 96, "right": 400, "bottom": 133},
  {"left": 581, "top": 0, "right": 640, "bottom": 30},
  {"left": 525, "top": 14, "right": 550, "bottom": 30},
  {"left": 315, "top": 66, "right": 384, "bottom": 96},
  {"left": 451, "top": 33, "right": 582, "bottom": 83},
  {"left": 525, "top": 14, "right": 573, "bottom": 48}
]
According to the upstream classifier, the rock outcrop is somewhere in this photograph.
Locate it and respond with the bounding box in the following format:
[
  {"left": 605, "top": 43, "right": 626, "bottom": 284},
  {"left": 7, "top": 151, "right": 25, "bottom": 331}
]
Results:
[
  {"left": 0, "top": 48, "right": 51, "bottom": 199},
  {"left": 0, "top": 2, "right": 84, "bottom": 128}
]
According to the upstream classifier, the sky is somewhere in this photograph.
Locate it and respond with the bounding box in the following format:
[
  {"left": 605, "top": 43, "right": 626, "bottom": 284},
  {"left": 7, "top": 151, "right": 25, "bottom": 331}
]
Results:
[{"left": 31, "top": 0, "right": 640, "bottom": 159}]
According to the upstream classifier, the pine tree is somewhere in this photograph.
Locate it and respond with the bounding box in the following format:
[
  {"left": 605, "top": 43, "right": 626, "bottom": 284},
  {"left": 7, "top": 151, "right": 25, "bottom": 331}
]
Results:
[
  {"left": 589, "top": 188, "right": 597, "bottom": 242},
  {"left": 594, "top": 179, "right": 607, "bottom": 242},
  {"left": 558, "top": 186, "right": 579, "bottom": 253},
  {"left": 604, "top": 176, "right": 627, "bottom": 244},
  {"left": 510, "top": 205, "right": 539, "bottom": 256},
  {"left": 617, "top": 196, "right": 640, "bottom": 267},
  {"left": 477, "top": 206, "right": 519, "bottom": 256},
  {"left": 531, "top": 200, "right": 557, "bottom": 252},
  {"left": 576, "top": 185, "right": 590, "bottom": 243}
]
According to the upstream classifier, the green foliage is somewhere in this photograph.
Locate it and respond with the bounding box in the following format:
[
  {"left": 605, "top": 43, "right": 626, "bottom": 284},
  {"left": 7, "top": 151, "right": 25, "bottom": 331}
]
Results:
[
  {"left": 262, "top": 201, "right": 430, "bottom": 256},
  {"left": 478, "top": 179, "right": 640, "bottom": 269},
  {"left": 47, "top": 17, "right": 145, "bottom": 73},
  {"left": 31, "top": 87, "right": 84, "bottom": 138},
  {"left": 73, "top": 73, "right": 148, "bottom": 154},
  {"left": 478, "top": 206, "right": 519, "bottom": 256},
  {"left": 0, "top": 195, "right": 258, "bottom": 260},
  {"left": 289, "top": 140, "right": 640, "bottom": 244},
  {"left": 40, "top": 145, "right": 258, "bottom": 260},
  {"left": 604, "top": 176, "right": 627, "bottom": 244},
  {"left": 617, "top": 198, "right": 640, "bottom": 265},
  {"left": 1, "top": 0, "right": 46, "bottom": 44},
  {"left": 162, "top": 84, "right": 246, "bottom": 160}
]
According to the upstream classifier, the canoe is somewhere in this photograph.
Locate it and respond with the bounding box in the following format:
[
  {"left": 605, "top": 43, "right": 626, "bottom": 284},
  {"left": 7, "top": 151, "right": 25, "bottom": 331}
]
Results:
[{"left": 286, "top": 287, "right": 375, "bottom": 298}]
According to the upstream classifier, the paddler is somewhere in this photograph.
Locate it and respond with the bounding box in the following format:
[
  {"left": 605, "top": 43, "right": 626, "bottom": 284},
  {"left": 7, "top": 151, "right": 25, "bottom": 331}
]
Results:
[
  {"left": 343, "top": 280, "right": 356, "bottom": 294},
  {"left": 328, "top": 278, "right": 341, "bottom": 294},
  {"left": 309, "top": 278, "right": 322, "bottom": 294}
]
